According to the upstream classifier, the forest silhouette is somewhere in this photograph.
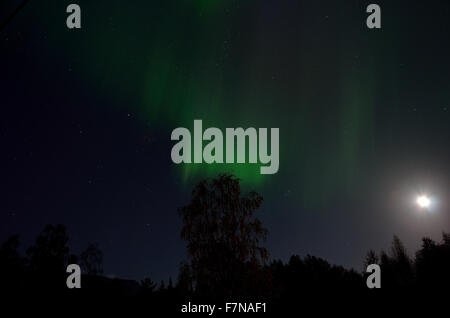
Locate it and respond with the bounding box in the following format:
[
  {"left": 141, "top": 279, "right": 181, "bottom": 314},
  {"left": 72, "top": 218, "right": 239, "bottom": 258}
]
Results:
[{"left": 1, "top": 174, "right": 450, "bottom": 307}]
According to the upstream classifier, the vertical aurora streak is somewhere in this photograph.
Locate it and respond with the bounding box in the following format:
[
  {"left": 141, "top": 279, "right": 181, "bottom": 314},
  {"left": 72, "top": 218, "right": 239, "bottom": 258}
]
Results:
[{"left": 26, "top": 0, "right": 390, "bottom": 202}]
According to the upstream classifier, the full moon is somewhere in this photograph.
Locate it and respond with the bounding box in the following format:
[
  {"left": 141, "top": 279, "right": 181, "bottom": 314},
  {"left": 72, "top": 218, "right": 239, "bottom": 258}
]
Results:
[{"left": 417, "top": 195, "right": 431, "bottom": 208}]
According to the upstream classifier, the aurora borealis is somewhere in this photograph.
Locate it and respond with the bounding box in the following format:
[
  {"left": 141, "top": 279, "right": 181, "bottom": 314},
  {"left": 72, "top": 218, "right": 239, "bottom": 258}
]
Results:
[{"left": 2, "top": 0, "right": 450, "bottom": 282}]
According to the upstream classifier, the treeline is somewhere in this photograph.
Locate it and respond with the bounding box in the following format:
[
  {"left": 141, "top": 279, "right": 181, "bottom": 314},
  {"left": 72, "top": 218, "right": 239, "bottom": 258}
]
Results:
[
  {"left": 1, "top": 228, "right": 449, "bottom": 301},
  {"left": 1, "top": 175, "right": 450, "bottom": 304},
  {"left": 0, "top": 224, "right": 103, "bottom": 294}
]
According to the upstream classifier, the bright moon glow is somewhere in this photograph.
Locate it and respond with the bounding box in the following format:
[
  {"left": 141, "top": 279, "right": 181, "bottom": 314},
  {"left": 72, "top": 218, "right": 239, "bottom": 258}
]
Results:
[{"left": 417, "top": 195, "right": 431, "bottom": 208}]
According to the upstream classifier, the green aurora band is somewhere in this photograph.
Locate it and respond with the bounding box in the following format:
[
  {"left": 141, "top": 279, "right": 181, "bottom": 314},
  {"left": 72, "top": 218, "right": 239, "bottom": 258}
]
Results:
[{"left": 24, "top": 0, "right": 396, "bottom": 206}]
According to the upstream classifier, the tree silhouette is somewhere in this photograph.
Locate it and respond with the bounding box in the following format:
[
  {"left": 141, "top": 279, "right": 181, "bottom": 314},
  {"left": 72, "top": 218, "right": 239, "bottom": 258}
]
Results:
[
  {"left": 26, "top": 224, "right": 69, "bottom": 272},
  {"left": 269, "top": 254, "right": 363, "bottom": 304},
  {"left": 364, "top": 249, "right": 379, "bottom": 270},
  {"left": 0, "top": 235, "right": 25, "bottom": 291},
  {"left": 80, "top": 243, "right": 103, "bottom": 275},
  {"left": 176, "top": 262, "right": 194, "bottom": 297},
  {"left": 25, "top": 224, "right": 70, "bottom": 290},
  {"left": 366, "top": 235, "right": 414, "bottom": 289},
  {"left": 179, "top": 174, "right": 269, "bottom": 298},
  {"left": 140, "top": 277, "right": 158, "bottom": 298},
  {"left": 415, "top": 232, "right": 450, "bottom": 288}
]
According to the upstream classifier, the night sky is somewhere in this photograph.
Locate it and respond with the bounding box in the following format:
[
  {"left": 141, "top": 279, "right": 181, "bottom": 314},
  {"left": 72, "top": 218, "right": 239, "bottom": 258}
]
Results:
[{"left": 2, "top": 0, "right": 450, "bottom": 282}]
